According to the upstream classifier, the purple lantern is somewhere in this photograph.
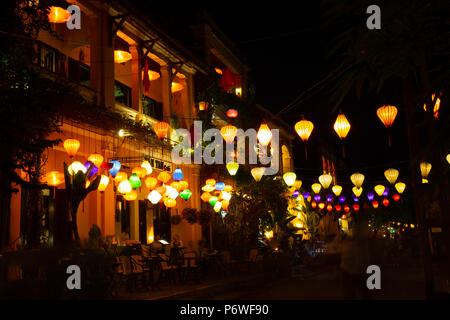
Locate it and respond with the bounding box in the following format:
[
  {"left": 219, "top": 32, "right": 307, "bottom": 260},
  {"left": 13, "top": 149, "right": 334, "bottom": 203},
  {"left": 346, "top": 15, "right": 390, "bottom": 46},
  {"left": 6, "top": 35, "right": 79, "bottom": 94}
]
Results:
[
  {"left": 367, "top": 192, "right": 374, "bottom": 201},
  {"left": 84, "top": 161, "right": 98, "bottom": 177},
  {"left": 382, "top": 187, "right": 389, "bottom": 197},
  {"left": 352, "top": 195, "right": 359, "bottom": 202},
  {"left": 302, "top": 192, "right": 310, "bottom": 200},
  {"left": 314, "top": 194, "right": 321, "bottom": 202},
  {"left": 293, "top": 190, "right": 300, "bottom": 198},
  {"left": 339, "top": 196, "right": 346, "bottom": 203},
  {"left": 326, "top": 194, "right": 333, "bottom": 202}
]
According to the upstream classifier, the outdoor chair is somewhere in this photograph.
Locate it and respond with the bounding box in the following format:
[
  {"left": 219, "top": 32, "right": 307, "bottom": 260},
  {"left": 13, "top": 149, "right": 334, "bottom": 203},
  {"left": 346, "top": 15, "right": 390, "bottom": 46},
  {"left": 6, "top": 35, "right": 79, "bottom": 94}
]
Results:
[
  {"left": 130, "top": 255, "right": 148, "bottom": 290},
  {"left": 180, "top": 252, "right": 201, "bottom": 283},
  {"left": 157, "top": 253, "right": 178, "bottom": 284},
  {"left": 117, "top": 255, "right": 144, "bottom": 293}
]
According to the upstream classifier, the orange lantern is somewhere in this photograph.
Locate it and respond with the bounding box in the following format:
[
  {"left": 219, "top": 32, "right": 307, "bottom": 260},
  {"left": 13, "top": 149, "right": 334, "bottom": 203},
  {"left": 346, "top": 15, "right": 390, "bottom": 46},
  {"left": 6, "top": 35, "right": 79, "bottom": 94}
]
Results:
[
  {"left": 156, "top": 186, "right": 167, "bottom": 195},
  {"left": 123, "top": 190, "right": 138, "bottom": 201},
  {"left": 201, "top": 192, "right": 212, "bottom": 202},
  {"left": 206, "top": 179, "right": 216, "bottom": 186},
  {"left": 222, "top": 199, "right": 230, "bottom": 211},
  {"left": 132, "top": 166, "right": 147, "bottom": 178},
  {"left": 423, "top": 93, "right": 440, "bottom": 119},
  {"left": 171, "top": 82, "right": 184, "bottom": 93},
  {"left": 220, "top": 125, "right": 238, "bottom": 144},
  {"left": 170, "top": 181, "right": 182, "bottom": 192},
  {"left": 44, "top": 171, "right": 64, "bottom": 187},
  {"left": 226, "top": 109, "right": 238, "bottom": 118},
  {"left": 145, "top": 177, "right": 158, "bottom": 190},
  {"left": 179, "top": 181, "right": 189, "bottom": 191},
  {"left": 153, "top": 121, "right": 170, "bottom": 140},
  {"left": 377, "top": 105, "right": 398, "bottom": 147},
  {"left": 333, "top": 114, "right": 351, "bottom": 139},
  {"left": 115, "top": 172, "right": 128, "bottom": 184},
  {"left": 157, "top": 171, "right": 171, "bottom": 184},
  {"left": 114, "top": 50, "right": 132, "bottom": 64},
  {"left": 294, "top": 119, "right": 314, "bottom": 159},
  {"left": 97, "top": 175, "right": 110, "bottom": 192},
  {"left": 63, "top": 138, "right": 80, "bottom": 158},
  {"left": 257, "top": 123, "right": 272, "bottom": 146},
  {"left": 198, "top": 101, "right": 209, "bottom": 111},
  {"left": 163, "top": 198, "right": 177, "bottom": 208},
  {"left": 47, "top": 6, "right": 71, "bottom": 23},
  {"left": 88, "top": 153, "right": 104, "bottom": 168}
]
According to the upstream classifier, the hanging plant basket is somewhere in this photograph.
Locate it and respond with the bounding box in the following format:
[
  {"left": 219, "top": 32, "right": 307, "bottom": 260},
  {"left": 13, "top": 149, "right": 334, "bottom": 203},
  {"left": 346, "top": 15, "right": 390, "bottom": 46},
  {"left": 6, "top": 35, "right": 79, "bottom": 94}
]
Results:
[
  {"left": 170, "top": 214, "right": 181, "bottom": 225},
  {"left": 182, "top": 208, "right": 198, "bottom": 224}
]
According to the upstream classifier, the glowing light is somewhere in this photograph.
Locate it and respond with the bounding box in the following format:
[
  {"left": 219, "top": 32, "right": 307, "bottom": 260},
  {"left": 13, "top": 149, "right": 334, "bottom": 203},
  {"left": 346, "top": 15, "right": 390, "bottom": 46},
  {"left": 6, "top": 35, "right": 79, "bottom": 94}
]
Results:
[
  {"left": 170, "top": 182, "right": 182, "bottom": 192},
  {"left": 350, "top": 173, "right": 364, "bottom": 188},
  {"left": 215, "top": 182, "right": 225, "bottom": 191},
  {"left": 118, "top": 180, "right": 132, "bottom": 194},
  {"left": 114, "top": 50, "right": 132, "bottom": 64},
  {"left": 294, "top": 180, "right": 303, "bottom": 190},
  {"left": 377, "top": 105, "right": 398, "bottom": 128},
  {"left": 294, "top": 120, "right": 314, "bottom": 142},
  {"left": 165, "top": 186, "right": 179, "bottom": 200},
  {"left": 132, "top": 166, "right": 147, "bottom": 178},
  {"left": 372, "top": 201, "right": 379, "bottom": 208},
  {"left": 171, "top": 82, "right": 184, "bottom": 93},
  {"left": 109, "top": 160, "right": 121, "bottom": 177},
  {"left": 63, "top": 138, "right": 80, "bottom": 157},
  {"left": 129, "top": 174, "right": 141, "bottom": 189},
  {"left": 209, "top": 196, "right": 218, "bottom": 207},
  {"left": 68, "top": 161, "right": 87, "bottom": 176},
  {"left": 264, "top": 231, "right": 273, "bottom": 239},
  {"left": 180, "top": 189, "right": 192, "bottom": 200},
  {"left": 383, "top": 198, "right": 389, "bottom": 207},
  {"left": 311, "top": 201, "right": 317, "bottom": 209},
  {"left": 88, "top": 153, "right": 104, "bottom": 168},
  {"left": 374, "top": 185, "right": 385, "bottom": 196},
  {"left": 302, "top": 192, "right": 310, "bottom": 200},
  {"left": 163, "top": 198, "right": 177, "bottom": 208},
  {"left": 318, "top": 174, "right": 332, "bottom": 189},
  {"left": 423, "top": 93, "right": 440, "bottom": 118},
  {"left": 213, "top": 201, "right": 222, "bottom": 212},
  {"left": 352, "top": 186, "right": 363, "bottom": 197},
  {"left": 333, "top": 114, "right": 351, "bottom": 139},
  {"left": 153, "top": 121, "right": 170, "bottom": 140},
  {"left": 335, "top": 205, "right": 342, "bottom": 212},
  {"left": 221, "top": 125, "right": 238, "bottom": 144},
  {"left": 367, "top": 192, "right": 374, "bottom": 201},
  {"left": 251, "top": 167, "right": 265, "bottom": 182},
  {"left": 332, "top": 185, "right": 342, "bottom": 196},
  {"left": 141, "top": 161, "right": 152, "bottom": 175},
  {"left": 318, "top": 202, "right": 325, "bottom": 210},
  {"left": 98, "top": 175, "right": 110, "bottom": 192},
  {"left": 420, "top": 162, "right": 432, "bottom": 179},
  {"left": 283, "top": 172, "right": 297, "bottom": 187},
  {"left": 226, "top": 162, "right": 239, "bottom": 176},
  {"left": 326, "top": 194, "right": 333, "bottom": 202},
  {"left": 226, "top": 109, "right": 238, "bottom": 118},
  {"left": 395, "top": 182, "right": 406, "bottom": 194},
  {"left": 84, "top": 161, "right": 98, "bottom": 178},
  {"left": 344, "top": 205, "right": 350, "bottom": 213},
  {"left": 198, "top": 101, "right": 209, "bottom": 111},
  {"left": 221, "top": 191, "right": 232, "bottom": 202},
  {"left": 393, "top": 194, "right": 401, "bottom": 202},
  {"left": 115, "top": 172, "right": 127, "bottom": 184},
  {"left": 145, "top": 177, "right": 158, "bottom": 190},
  {"left": 123, "top": 190, "right": 137, "bottom": 201},
  {"left": 382, "top": 187, "right": 389, "bottom": 197},
  {"left": 314, "top": 195, "right": 321, "bottom": 202},
  {"left": 257, "top": 123, "right": 272, "bottom": 146},
  {"left": 339, "top": 196, "right": 346, "bottom": 203},
  {"left": 47, "top": 6, "right": 71, "bottom": 23},
  {"left": 353, "top": 204, "right": 360, "bottom": 212},
  {"left": 384, "top": 168, "right": 399, "bottom": 185},
  {"left": 206, "top": 179, "right": 216, "bottom": 186},
  {"left": 224, "top": 185, "right": 233, "bottom": 192},
  {"left": 44, "top": 171, "right": 64, "bottom": 187},
  {"left": 179, "top": 181, "right": 189, "bottom": 191},
  {"left": 201, "top": 192, "right": 211, "bottom": 202},
  {"left": 311, "top": 183, "right": 322, "bottom": 194},
  {"left": 202, "top": 185, "right": 215, "bottom": 192},
  {"left": 172, "top": 168, "right": 183, "bottom": 181},
  {"left": 157, "top": 171, "right": 171, "bottom": 184}
]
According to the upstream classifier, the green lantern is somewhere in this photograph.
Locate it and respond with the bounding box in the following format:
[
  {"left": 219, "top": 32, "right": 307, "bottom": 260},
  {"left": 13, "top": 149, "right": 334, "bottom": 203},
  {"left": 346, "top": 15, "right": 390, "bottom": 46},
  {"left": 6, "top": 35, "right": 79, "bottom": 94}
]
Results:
[
  {"left": 180, "top": 189, "right": 192, "bottom": 200},
  {"left": 209, "top": 196, "right": 218, "bottom": 207},
  {"left": 129, "top": 174, "right": 141, "bottom": 189}
]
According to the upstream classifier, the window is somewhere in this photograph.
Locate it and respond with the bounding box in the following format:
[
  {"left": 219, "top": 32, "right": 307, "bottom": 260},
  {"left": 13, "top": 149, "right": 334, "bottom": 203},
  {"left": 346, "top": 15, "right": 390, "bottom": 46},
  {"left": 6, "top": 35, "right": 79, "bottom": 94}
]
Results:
[
  {"left": 142, "top": 96, "right": 163, "bottom": 121},
  {"left": 152, "top": 205, "right": 171, "bottom": 242},
  {"left": 115, "top": 81, "right": 131, "bottom": 107},
  {"left": 38, "top": 43, "right": 65, "bottom": 75},
  {"left": 68, "top": 58, "right": 90, "bottom": 87}
]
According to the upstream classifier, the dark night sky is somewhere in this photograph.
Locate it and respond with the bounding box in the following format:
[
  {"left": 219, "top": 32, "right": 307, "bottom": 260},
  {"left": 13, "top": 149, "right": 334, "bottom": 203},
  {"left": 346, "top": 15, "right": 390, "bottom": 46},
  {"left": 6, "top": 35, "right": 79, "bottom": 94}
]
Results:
[{"left": 130, "top": 1, "right": 412, "bottom": 183}]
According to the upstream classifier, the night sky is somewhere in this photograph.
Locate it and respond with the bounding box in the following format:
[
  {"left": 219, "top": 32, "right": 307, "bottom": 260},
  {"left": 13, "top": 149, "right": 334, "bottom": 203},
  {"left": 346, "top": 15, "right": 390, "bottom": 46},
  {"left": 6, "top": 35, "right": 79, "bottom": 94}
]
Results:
[{"left": 131, "top": 1, "right": 411, "bottom": 184}]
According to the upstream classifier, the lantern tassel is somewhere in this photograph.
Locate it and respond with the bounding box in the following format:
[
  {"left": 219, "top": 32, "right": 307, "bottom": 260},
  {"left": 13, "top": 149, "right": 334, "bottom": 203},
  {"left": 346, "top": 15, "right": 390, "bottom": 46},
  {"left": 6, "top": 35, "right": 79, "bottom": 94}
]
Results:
[
  {"left": 304, "top": 143, "right": 308, "bottom": 160},
  {"left": 388, "top": 133, "right": 392, "bottom": 148},
  {"left": 342, "top": 144, "right": 346, "bottom": 158}
]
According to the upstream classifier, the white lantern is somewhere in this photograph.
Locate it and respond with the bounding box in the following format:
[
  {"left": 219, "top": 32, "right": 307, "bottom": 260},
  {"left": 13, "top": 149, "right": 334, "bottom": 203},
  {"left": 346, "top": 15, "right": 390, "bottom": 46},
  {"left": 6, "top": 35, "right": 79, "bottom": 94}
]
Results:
[{"left": 148, "top": 190, "right": 162, "bottom": 204}]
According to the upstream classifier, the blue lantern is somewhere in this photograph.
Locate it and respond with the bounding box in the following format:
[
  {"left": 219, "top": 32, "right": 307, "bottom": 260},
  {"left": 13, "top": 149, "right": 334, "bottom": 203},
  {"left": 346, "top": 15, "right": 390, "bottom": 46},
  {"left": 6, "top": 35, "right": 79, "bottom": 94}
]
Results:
[
  {"left": 326, "top": 194, "right": 333, "bottom": 202},
  {"left": 314, "top": 194, "right": 321, "bottom": 202},
  {"left": 339, "top": 196, "right": 346, "bottom": 203},
  {"left": 173, "top": 168, "right": 183, "bottom": 181},
  {"left": 84, "top": 161, "right": 98, "bottom": 178},
  {"left": 382, "top": 187, "right": 389, "bottom": 197},
  {"left": 215, "top": 182, "right": 225, "bottom": 191},
  {"left": 367, "top": 192, "right": 374, "bottom": 201},
  {"left": 109, "top": 160, "right": 121, "bottom": 177}
]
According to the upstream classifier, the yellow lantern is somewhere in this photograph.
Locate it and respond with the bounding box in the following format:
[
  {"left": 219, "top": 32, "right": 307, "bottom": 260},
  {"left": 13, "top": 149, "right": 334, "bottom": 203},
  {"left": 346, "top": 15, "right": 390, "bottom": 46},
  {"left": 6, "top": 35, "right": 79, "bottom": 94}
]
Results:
[
  {"left": 163, "top": 197, "right": 177, "bottom": 208},
  {"left": 226, "top": 162, "right": 239, "bottom": 176},
  {"left": 395, "top": 182, "right": 406, "bottom": 194},
  {"left": 224, "top": 185, "right": 233, "bottom": 192},
  {"left": 318, "top": 174, "right": 333, "bottom": 189},
  {"left": 118, "top": 180, "right": 132, "bottom": 194},
  {"left": 384, "top": 168, "right": 399, "bottom": 185},
  {"left": 293, "top": 180, "right": 303, "bottom": 190},
  {"left": 332, "top": 185, "right": 342, "bottom": 196},
  {"left": 44, "top": 171, "right": 64, "bottom": 187},
  {"left": 88, "top": 153, "right": 104, "bottom": 168},
  {"left": 179, "top": 180, "right": 189, "bottom": 191},
  {"left": 123, "top": 190, "right": 137, "bottom": 201},
  {"left": 257, "top": 123, "right": 272, "bottom": 146},
  {"left": 350, "top": 173, "right": 364, "bottom": 188},
  {"left": 221, "top": 200, "right": 230, "bottom": 211},
  {"left": 170, "top": 181, "right": 182, "bottom": 192},
  {"left": 114, "top": 50, "right": 132, "bottom": 64},
  {"left": 294, "top": 120, "right": 314, "bottom": 142},
  {"left": 264, "top": 230, "right": 273, "bottom": 239},
  {"left": 171, "top": 82, "right": 184, "bottom": 93},
  {"left": 352, "top": 186, "right": 363, "bottom": 197},
  {"left": 283, "top": 172, "right": 296, "bottom": 187},
  {"left": 206, "top": 179, "right": 216, "bottom": 186},
  {"left": 68, "top": 161, "right": 87, "bottom": 176},
  {"left": 377, "top": 105, "right": 398, "bottom": 128},
  {"left": 202, "top": 185, "right": 215, "bottom": 193},
  {"left": 132, "top": 166, "right": 147, "bottom": 178},
  {"left": 141, "top": 160, "right": 152, "bottom": 175},
  {"left": 98, "top": 175, "right": 109, "bottom": 192},
  {"left": 318, "top": 202, "right": 325, "bottom": 210},
  {"left": 47, "top": 6, "right": 71, "bottom": 23},
  {"left": 220, "top": 125, "right": 238, "bottom": 144},
  {"left": 333, "top": 114, "right": 351, "bottom": 139},
  {"left": 447, "top": 154, "right": 450, "bottom": 165},
  {"left": 157, "top": 171, "right": 171, "bottom": 184},
  {"left": 311, "top": 183, "right": 322, "bottom": 194},
  {"left": 423, "top": 93, "right": 440, "bottom": 119},
  {"left": 420, "top": 161, "right": 432, "bottom": 179},
  {"left": 213, "top": 201, "right": 222, "bottom": 212},
  {"left": 251, "top": 167, "right": 265, "bottom": 182},
  {"left": 115, "top": 172, "right": 128, "bottom": 184},
  {"left": 145, "top": 177, "right": 158, "bottom": 190},
  {"left": 63, "top": 138, "right": 80, "bottom": 157},
  {"left": 374, "top": 185, "right": 385, "bottom": 196},
  {"left": 85, "top": 181, "right": 90, "bottom": 188}
]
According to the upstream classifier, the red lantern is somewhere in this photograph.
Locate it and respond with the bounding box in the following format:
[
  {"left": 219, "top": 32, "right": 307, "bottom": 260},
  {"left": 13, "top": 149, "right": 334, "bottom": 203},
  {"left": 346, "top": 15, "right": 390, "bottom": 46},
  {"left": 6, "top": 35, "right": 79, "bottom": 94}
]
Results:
[
  {"left": 341, "top": 214, "right": 347, "bottom": 220},
  {"left": 153, "top": 121, "right": 170, "bottom": 140},
  {"left": 311, "top": 201, "right": 317, "bottom": 209},
  {"left": 226, "top": 109, "right": 238, "bottom": 118},
  {"left": 326, "top": 204, "right": 333, "bottom": 212},
  {"left": 353, "top": 204, "right": 360, "bottom": 212},
  {"left": 393, "top": 194, "right": 401, "bottom": 202},
  {"left": 383, "top": 198, "right": 389, "bottom": 207},
  {"left": 344, "top": 205, "right": 350, "bottom": 213},
  {"left": 335, "top": 205, "right": 342, "bottom": 212},
  {"left": 372, "top": 201, "right": 379, "bottom": 208}
]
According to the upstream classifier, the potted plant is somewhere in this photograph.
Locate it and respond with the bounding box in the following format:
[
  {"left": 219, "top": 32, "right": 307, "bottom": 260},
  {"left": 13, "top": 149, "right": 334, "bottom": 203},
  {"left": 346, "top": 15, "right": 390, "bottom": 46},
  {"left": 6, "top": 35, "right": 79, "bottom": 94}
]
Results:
[
  {"left": 170, "top": 214, "right": 181, "bottom": 225},
  {"left": 182, "top": 208, "right": 198, "bottom": 224}
]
